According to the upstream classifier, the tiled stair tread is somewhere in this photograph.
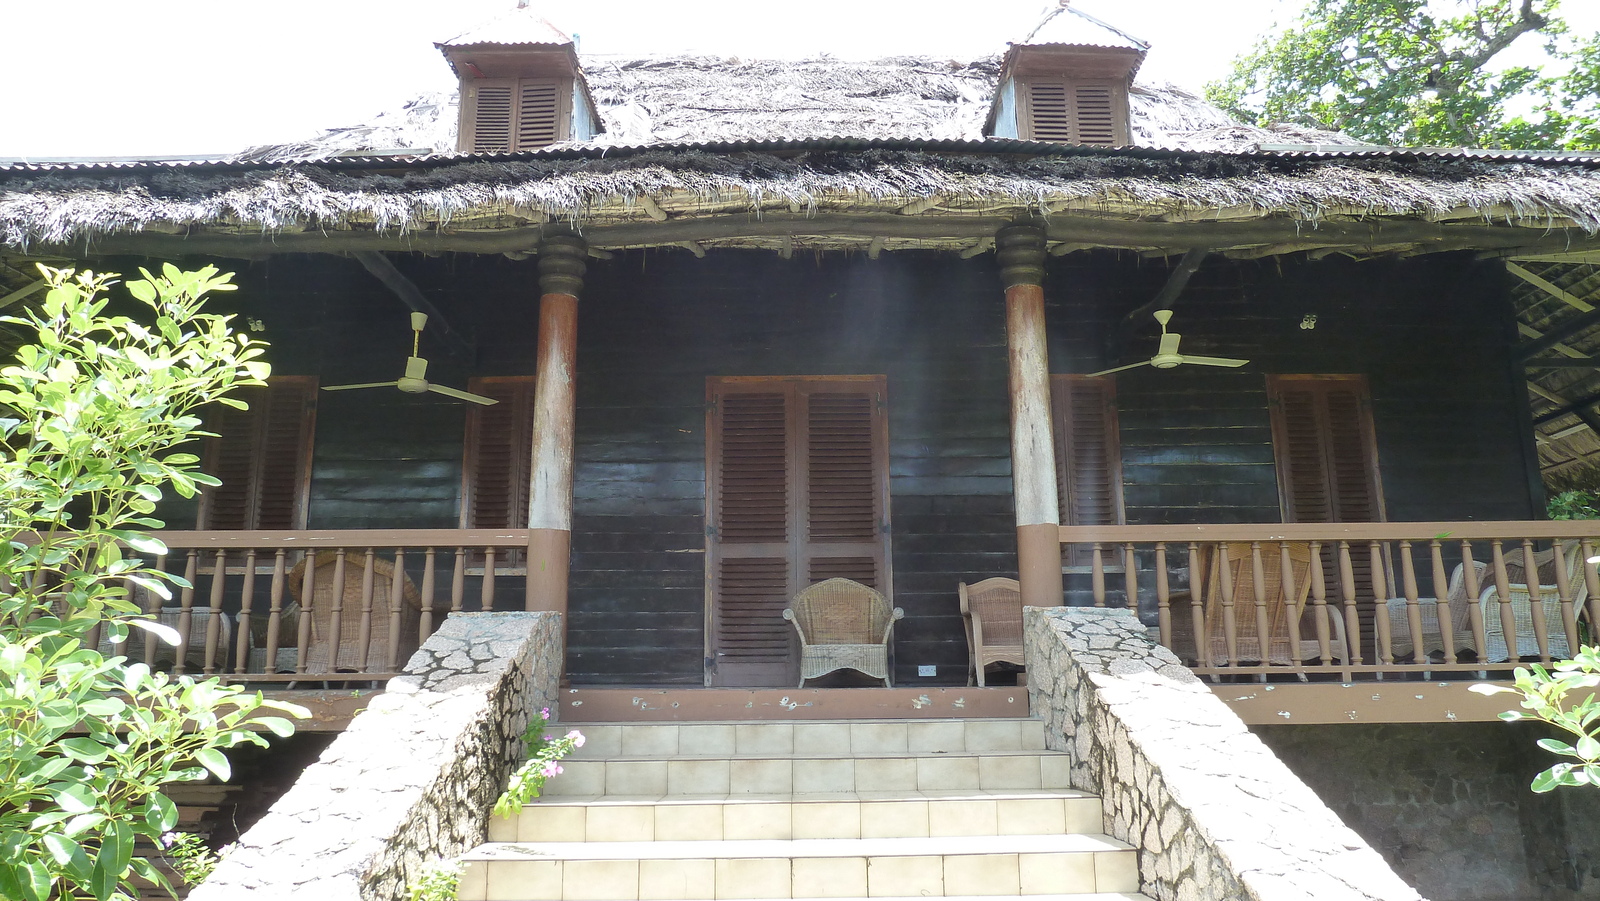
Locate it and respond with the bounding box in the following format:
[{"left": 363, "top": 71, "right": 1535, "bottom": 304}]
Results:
[
  {"left": 465, "top": 833, "right": 1135, "bottom": 862},
  {"left": 523, "top": 789, "right": 1097, "bottom": 806},
  {"left": 568, "top": 749, "right": 1067, "bottom": 761},
  {"left": 570, "top": 896, "right": 1154, "bottom": 901}
]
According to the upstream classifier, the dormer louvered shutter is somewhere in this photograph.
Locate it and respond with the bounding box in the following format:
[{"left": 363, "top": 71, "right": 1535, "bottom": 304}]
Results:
[
  {"left": 1073, "top": 84, "right": 1116, "bottom": 145},
  {"left": 463, "top": 78, "right": 567, "bottom": 153},
  {"left": 467, "top": 83, "right": 515, "bottom": 153},
  {"left": 1027, "top": 81, "right": 1074, "bottom": 143},
  {"left": 1022, "top": 77, "right": 1126, "bottom": 146},
  {"left": 515, "top": 80, "right": 561, "bottom": 150},
  {"left": 196, "top": 377, "right": 317, "bottom": 530},
  {"left": 460, "top": 376, "right": 536, "bottom": 530},
  {"left": 1052, "top": 376, "right": 1124, "bottom": 567}
]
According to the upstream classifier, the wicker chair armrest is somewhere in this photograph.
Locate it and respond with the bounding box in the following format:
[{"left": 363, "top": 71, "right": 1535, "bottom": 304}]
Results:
[
  {"left": 879, "top": 607, "right": 905, "bottom": 644},
  {"left": 782, "top": 607, "right": 809, "bottom": 646}
]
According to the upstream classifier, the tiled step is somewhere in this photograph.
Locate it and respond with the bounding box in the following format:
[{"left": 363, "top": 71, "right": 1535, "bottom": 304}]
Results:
[
  {"left": 568, "top": 719, "right": 1048, "bottom": 760},
  {"left": 489, "top": 791, "right": 1104, "bottom": 842},
  {"left": 458, "top": 833, "right": 1139, "bottom": 900},
  {"left": 559, "top": 688, "right": 1029, "bottom": 722},
  {"left": 545, "top": 752, "right": 1072, "bottom": 796}
]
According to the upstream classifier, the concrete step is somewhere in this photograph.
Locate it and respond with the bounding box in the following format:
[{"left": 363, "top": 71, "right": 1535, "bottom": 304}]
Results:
[
  {"left": 458, "top": 833, "right": 1139, "bottom": 900},
  {"left": 559, "top": 688, "right": 1029, "bottom": 722},
  {"left": 545, "top": 752, "right": 1072, "bottom": 796},
  {"left": 567, "top": 719, "right": 1048, "bottom": 760},
  {"left": 489, "top": 791, "right": 1104, "bottom": 842}
]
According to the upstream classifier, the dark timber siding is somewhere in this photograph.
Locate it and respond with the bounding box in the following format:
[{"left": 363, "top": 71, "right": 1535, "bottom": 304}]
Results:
[{"left": 149, "top": 249, "right": 1533, "bottom": 686}]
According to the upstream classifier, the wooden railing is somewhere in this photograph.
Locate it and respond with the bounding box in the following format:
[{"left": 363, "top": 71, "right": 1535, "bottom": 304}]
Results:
[
  {"left": 97, "top": 530, "right": 533, "bottom": 683},
  {"left": 1058, "top": 521, "right": 1600, "bottom": 681}
]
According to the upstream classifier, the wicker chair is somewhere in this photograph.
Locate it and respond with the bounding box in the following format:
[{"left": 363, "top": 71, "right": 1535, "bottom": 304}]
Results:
[
  {"left": 287, "top": 552, "right": 423, "bottom": 674},
  {"left": 1201, "top": 542, "right": 1348, "bottom": 675},
  {"left": 1479, "top": 541, "right": 1589, "bottom": 662},
  {"left": 1385, "top": 560, "right": 1487, "bottom": 661},
  {"left": 959, "top": 577, "right": 1023, "bottom": 687},
  {"left": 783, "top": 578, "right": 904, "bottom": 688}
]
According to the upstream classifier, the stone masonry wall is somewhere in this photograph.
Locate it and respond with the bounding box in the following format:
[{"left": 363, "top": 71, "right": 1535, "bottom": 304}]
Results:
[
  {"left": 189, "top": 611, "right": 563, "bottom": 901},
  {"left": 1024, "top": 606, "right": 1421, "bottom": 901}
]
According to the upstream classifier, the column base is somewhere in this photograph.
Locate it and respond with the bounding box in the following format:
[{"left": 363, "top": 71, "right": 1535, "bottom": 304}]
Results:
[
  {"left": 1017, "top": 522, "right": 1065, "bottom": 608},
  {"left": 526, "top": 528, "right": 571, "bottom": 614}
]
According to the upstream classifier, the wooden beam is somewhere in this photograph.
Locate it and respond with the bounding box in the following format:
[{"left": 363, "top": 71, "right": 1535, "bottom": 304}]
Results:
[
  {"left": 1514, "top": 306, "right": 1600, "bottom": 361},
  {"left": 1122, "top": 247, "right": 1208, "bottom": 327},
  {"left": 1533, "top": 389, "right": 1600, "bottom": 426},
  {"left": 0, "top": 277, "right": 47, "bottom": 311},
  {"left": 49, "top": 213, "right": 1600, "bottom": 260},
  {"left": 1507, "top": 261, "right": 1595, "bottom": 312},
  {"left": 350, "top": 251, "right": 470, "bottom": 358},
  {"left": 1524, "top": 356, "right": 1600, "bottom": 368},
  {"left": 638, "top": 195, "right": 669, "bottom": 222},
  {"left": 1518, "top": 322, "right": 1586, "bottom": 358},
  {"left": 867, "top": 236, "right": 886, "bottom": 260}
]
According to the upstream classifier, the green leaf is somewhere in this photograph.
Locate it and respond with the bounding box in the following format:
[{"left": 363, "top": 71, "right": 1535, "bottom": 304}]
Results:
[
  {"left": 59, "top": 737, "right": 110, "bottom": 764},
  {"left": 145, "top": 793, "right": 177, "bottom": 833},
  {"left": 194, "top": 747, "right": 231, "bottom": 781}
]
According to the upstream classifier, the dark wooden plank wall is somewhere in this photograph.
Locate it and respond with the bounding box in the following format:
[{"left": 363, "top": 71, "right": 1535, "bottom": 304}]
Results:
[{"left": 142, "top": 249, "right": 1532, "bottom": 686}]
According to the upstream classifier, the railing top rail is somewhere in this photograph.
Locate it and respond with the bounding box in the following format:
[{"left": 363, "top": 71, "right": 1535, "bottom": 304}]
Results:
[
  {"left": 1059, "top": 521, "right": 1600, "bottom": 543},
  {"left": 149, "top": 529, "right": 531, "bottom": 549}
]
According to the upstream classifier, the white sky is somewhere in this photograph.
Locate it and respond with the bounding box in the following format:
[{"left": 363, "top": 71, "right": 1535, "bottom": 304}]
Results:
[{"left": 1, "top": 0, "right": 1596, "bottom": 159}]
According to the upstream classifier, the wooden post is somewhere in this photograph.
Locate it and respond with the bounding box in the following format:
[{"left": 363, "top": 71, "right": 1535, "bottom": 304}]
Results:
[
  {"left": 527, "top": 231, "right": 587, "bottom": 616},
  {"left": 997, "top": 222, "right": 1065, "bottom": 609}
]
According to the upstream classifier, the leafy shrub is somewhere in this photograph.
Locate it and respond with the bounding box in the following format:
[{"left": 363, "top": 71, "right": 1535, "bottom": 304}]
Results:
[
  {"left": 0, "top": 265, "right": 306, "bottom": 901},
  {"left": 1473, "top": 646, "right": 1600, "bottom": 791},
  {"left": 1547, "top": 489, "right": 1600, "bottom": 521}
]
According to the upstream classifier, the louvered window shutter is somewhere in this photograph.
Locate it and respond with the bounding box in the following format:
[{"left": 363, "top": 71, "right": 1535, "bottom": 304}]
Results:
[
  {"left": 197, "top": 377, "right": 317, "bottom": 530},
  {"left": 515, "top": 80, "right": 561, "bottom": 150},
  {"left": 1052, "top": 376, "right": 1124, "bottom": 566},
  {"left": 460, "top": 376, "right": 536, "bottom": 530},
  {"left": 1073, "top": 84, "right": 1117, "bottom": 145},
  {"left": 467, "top": 83, "right": 515, "bottom": 153},
  {"left": 1026, "top": 80, "right": 1073, "bottom": 142},
  {"left": 1024, "top": 78, "right": 1124, "bottom": 146},
  {"left": 705, "top": 377, "right": 890, "bottom": 687},
  {"left": 464, "top": 78, "right": 565, "bottom": 153},
  {"left": 1268, "top": 375, "right": 1387, "bottom": 639},
  {"left": 1267, "top": 375, "right": 1384, "bottom": 525}
]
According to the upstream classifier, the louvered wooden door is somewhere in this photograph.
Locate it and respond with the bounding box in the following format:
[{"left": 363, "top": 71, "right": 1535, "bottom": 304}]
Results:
[
  {"left": 1052, "top": 376, "right": 1125, "bottom": 567},
  {"left": 705, "top": 377, "right": 891, "bottom": 687},
  {"left": 1268, "top": 375, "right": 1388, "bottom": 645},
  {"left": 461, "top": 377, "right": 536, "bottom": 530},
  {"left": 197, "top": 376, "right": 317, "bottom": 530}
]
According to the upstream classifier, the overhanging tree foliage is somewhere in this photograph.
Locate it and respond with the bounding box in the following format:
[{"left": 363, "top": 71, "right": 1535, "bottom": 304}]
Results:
[
  {"left": 1208, "top": 0, "right": 1600, "bottom": 150},
  {"left": 0, "top": 265, "right": 305, "bottom": 901}
]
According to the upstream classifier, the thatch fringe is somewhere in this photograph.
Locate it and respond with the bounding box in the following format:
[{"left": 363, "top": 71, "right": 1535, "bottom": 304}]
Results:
[{"left": 5, "top": 147, "right": 1600, "bottom": 251}]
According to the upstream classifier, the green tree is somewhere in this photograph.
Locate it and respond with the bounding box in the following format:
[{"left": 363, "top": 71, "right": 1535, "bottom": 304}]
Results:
[
  {"left": 0, "top": 265, "right": 305, "bottom": 901},
  {"left": 1208, "top": 0, "right": 1600, "bottom": 150}
]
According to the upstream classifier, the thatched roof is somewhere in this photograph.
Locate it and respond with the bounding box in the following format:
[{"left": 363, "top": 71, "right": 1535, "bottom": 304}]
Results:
[{"left": 226, "top": 55, "right": 1360, "bottom": 162}]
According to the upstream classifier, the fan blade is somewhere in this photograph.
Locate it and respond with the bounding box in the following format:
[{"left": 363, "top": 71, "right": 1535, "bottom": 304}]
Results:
[
  {"left": 322, "top": 381, "right": 401, "bottom": 391},
  {"left": 1179, "top": 355, "right": 1250, "bottom": 368},
  {"left": 1084, "top": 360, "right": 1153, "bottom": 377},
  {"left": 428, "top": 384, "right": 499, "bottom": 405}
]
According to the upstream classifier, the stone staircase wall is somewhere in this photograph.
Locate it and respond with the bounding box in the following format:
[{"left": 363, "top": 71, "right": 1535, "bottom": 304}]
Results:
[
  {"left": 188, "top": 612, "right": 563, "bottom": 901},
  {"left": 1024, "top": 606, "right": 1421, "bottom": 901}
]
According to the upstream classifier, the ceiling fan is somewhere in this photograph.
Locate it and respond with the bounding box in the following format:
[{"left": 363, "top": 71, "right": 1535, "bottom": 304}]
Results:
[
  {"left": 1087, "top": 309, "right": 1249, "bottom": 377},
  {"left": 322, "top": 312, "right": 498, "bottom": 405}
]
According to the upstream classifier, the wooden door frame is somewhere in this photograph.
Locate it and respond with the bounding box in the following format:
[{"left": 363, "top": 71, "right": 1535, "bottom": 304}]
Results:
[{"left": 703, "top": 375, "right": 892, "bottom": 687}]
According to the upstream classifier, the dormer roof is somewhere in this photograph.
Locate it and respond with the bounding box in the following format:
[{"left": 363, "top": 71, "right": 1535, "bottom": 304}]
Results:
[{"left": 1017, "top": 4, "right": 1150, "bottom": 57}]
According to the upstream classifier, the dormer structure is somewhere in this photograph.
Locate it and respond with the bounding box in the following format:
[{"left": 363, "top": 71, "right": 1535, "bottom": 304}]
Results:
[
  {"left": 985, "top": 2, "right": 1148, "bottom": 147},
  {"left": 437, "top": 6, "right": 602, "bottom": 153}
]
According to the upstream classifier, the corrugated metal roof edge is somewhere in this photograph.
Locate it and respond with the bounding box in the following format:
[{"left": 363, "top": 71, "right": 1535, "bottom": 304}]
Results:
[{"left": 4, "top": 136, "right": 1600, "bottom": 175}]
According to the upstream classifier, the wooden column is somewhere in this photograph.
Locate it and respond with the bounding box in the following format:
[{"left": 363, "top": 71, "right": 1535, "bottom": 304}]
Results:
[
  {"left": 998, "top": 222, "right": 1065, "bottom": 608},
  {"left": 526, "top": 231, "right": 587, "bottom": 615}
]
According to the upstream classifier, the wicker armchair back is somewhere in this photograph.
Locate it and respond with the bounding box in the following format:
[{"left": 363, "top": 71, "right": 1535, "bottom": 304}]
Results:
[
  {"left": 288, "top": 551, "right": 423, "bottom": 674},
  {"left": 783, "top": 578, "right": 903, "bottom": 687}
]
